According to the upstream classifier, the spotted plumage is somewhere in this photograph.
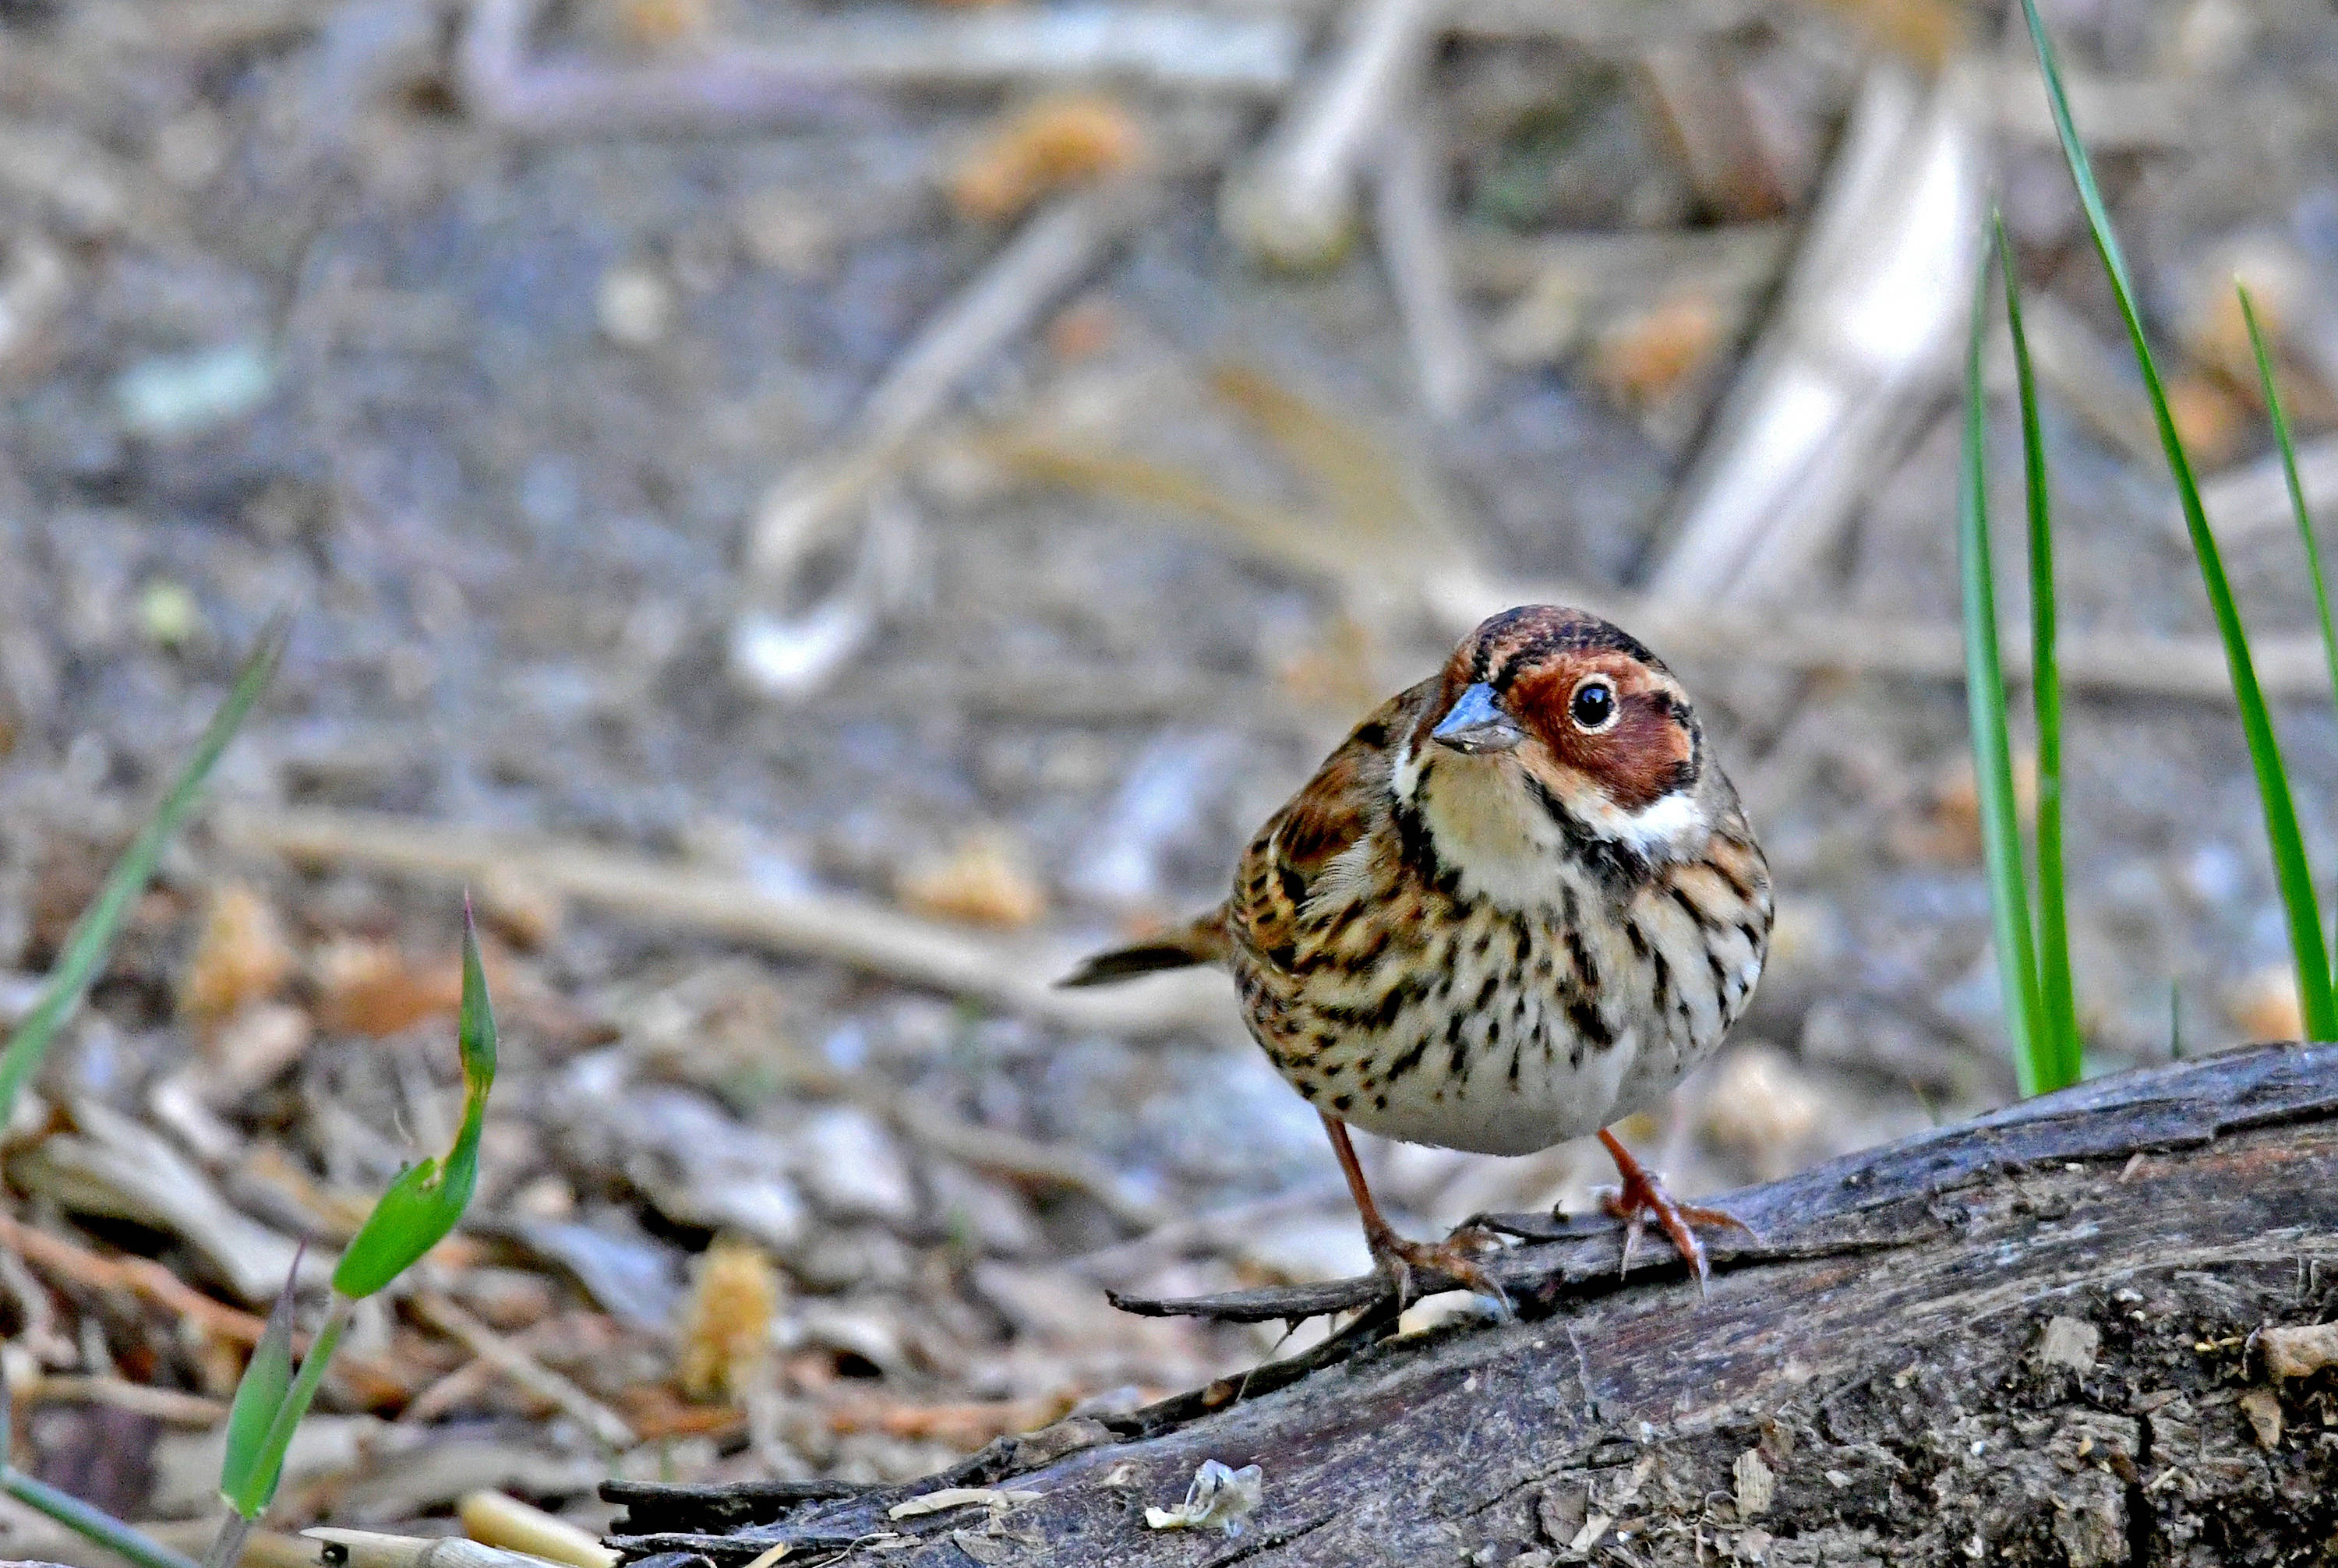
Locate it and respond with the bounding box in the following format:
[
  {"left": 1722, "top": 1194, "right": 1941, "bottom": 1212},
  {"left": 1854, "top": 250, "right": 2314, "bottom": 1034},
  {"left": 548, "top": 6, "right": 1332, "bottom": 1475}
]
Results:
[{"left": 1066, "top": 606, "right": 1772, "bottom": 1294}]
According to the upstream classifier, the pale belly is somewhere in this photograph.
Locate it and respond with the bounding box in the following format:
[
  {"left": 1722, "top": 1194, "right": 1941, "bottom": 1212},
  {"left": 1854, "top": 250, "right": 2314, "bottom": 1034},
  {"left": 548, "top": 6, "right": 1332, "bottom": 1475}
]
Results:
[
  {"left": 1239, "top": 878, "right": 1760, "bottom": 1156},
  {"left": 1340, "top": 1018, "right": 1647, "bottom": 1155}
]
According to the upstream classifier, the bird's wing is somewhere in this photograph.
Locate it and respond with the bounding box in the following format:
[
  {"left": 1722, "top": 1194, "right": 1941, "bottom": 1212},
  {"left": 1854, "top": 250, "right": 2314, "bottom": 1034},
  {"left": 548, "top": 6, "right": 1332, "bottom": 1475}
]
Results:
[{"left": 1227, "top": 683, "right": 1427, "bottom": 965}]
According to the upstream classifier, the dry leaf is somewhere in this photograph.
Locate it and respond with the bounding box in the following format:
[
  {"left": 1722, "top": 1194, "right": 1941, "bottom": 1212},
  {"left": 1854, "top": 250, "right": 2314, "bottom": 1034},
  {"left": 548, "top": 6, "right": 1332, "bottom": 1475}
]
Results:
[
  {"left": 1144, "top": 1459, "right": 1262, "bottom": 1534},
  {"left": 2238, "top": 1387, "right": 2283, "bottom": 1449},
  {"left": 950, "top": 95, "right": 1143, "bottom": 224},
  {"left": 206, "top": 1001, "right": 313, "bottom": 1097},
  {"left": 1591, "top": 293, "right": 1723, "bottom": 411},
  {"left": 179, "top": 883, "right": 296, "bottom": 1029},
  {"left": 2227, "top": 966, "right": 2304, "bottom": 1044},
  {"left": 676, "top": 1235, "right": 782, "bottom": 1403},
  {"left": 2163, "top": 371, "right": 2244, "bottom": 466},
  {"left": 886, "top": 1488, "right": 1041, "bottom": 1520},
  {"left": 310, "top": 937, "right": 463, "bottom": 1037},
  {"left": 2260, "top": 1322, "right": 2338, "bottom": 1379},
  {"left": 898, "top": 832, "right": 1047, "bottom": 928},
  {"left": 827, "top": 1390, "right": 1076, "bottom": 1451}
]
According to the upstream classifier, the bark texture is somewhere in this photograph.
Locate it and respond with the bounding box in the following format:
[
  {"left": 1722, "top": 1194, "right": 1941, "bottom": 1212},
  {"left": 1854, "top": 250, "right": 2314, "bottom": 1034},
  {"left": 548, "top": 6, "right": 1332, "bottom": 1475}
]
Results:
[{"left": 606, "top": 1041, "right": 2338, "bottom": 1566}]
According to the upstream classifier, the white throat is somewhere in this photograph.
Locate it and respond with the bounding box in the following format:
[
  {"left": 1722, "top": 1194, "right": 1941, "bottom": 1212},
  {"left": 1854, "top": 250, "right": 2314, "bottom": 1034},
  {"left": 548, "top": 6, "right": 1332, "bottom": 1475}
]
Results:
[
  {"left": 1394, "top": 738, "right": 1706, "bottom": 907},
  {"left": 1397, "top": 740, "right": 1566, "bottom": 908}
]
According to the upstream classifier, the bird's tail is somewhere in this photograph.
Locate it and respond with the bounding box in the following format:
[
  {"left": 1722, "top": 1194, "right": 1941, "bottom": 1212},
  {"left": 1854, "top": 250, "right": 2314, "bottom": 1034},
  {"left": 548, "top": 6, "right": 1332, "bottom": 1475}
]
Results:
[{"left": 1058, "top": 912, "right": 1229, "bottom": 987}]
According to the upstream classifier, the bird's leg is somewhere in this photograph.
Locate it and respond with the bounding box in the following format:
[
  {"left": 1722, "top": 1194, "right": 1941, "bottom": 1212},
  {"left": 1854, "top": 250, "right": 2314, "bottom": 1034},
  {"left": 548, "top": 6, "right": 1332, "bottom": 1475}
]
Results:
[
  {"left": 1595, "top": 1128, "right": 1755, "bottom": 1292},
  {"left": 1320, "top": 1114, "right": 1506, "bottom": 1308}
]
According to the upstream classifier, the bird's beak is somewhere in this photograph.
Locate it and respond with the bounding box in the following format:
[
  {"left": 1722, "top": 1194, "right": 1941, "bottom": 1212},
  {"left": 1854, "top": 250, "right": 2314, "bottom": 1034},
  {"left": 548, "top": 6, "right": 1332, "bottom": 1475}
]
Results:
[{"left": 1431, "top": 682, "right": 1524, "bottom": 754}]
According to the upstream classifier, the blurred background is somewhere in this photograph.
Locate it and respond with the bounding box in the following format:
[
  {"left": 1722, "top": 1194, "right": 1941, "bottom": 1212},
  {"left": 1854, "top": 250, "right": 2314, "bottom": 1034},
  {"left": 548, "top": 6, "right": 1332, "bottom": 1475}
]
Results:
[{"left": 3, "top": 0, "right": 2338, "bottom": 1550}]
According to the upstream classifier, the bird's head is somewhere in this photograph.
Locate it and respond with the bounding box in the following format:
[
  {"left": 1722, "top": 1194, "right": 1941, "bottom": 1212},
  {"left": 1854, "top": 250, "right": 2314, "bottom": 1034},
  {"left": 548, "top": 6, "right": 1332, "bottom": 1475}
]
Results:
[{"left": 1399, "top": 606, "right": 1715, "bottom": 876}]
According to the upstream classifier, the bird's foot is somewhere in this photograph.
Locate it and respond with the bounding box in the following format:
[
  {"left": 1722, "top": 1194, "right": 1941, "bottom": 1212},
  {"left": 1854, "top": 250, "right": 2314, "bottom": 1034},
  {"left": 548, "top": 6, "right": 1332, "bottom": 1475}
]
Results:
[
  {"left": 1365, "top": 1222, "right": 1510, "bottom": 1313},
  {"left": 1595, "top": 1129, "right": 1756, "bottom": 1293}
]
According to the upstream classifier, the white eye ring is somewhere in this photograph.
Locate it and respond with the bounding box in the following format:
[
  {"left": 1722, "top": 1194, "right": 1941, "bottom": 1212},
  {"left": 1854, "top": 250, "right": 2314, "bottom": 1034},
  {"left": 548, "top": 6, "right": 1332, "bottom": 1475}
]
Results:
[{"left": 1569, "top": 676, "right": 1620, "bottom": 733}]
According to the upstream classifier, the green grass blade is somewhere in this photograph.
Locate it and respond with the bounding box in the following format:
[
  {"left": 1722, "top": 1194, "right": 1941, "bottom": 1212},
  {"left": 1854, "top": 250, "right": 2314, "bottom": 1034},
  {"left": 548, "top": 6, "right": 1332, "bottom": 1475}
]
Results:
[
  {"left": 2016, "top": 0, "right": 2338, "bottom": 1040},
  {"left": 1998, "top": 215, "right": 2081, "bottom": 1087},
  {"left": 1959, "top": 221, "right": 2050, "bottom": 1093},
  {"left": 217, "top": 1254, "right": 299, "bottom": 1513},
  {"left": 2238, "top": 284, "right": 2338, "bottom": 978},
  {"left": 220, "top": 1299, "right": 347, "bottom": 1523},
  {"left": 2, "top": 1469, "right": 205, "bottom": 1568},
  {"left": 330, "top": 904, "right": 496, "bottom": 1298},
  {"left": 0, "top": 620, "right": 286, "bottom": 1118}
]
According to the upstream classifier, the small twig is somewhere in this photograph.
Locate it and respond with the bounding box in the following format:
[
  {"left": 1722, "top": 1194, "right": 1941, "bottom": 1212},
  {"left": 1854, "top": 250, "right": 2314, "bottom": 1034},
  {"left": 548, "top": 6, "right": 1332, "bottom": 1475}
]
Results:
[
  {"left": 394, "top": 1351, "right": 503, "bottom": 1427},
  {"left": 304, "top": 1529, "right": 565, "bottom": 1568},
  {"left": 1633, "top": 40, "right": 1788, "bottom": 219},
  {"left": 12, "top": 1373, "right": 229, "bottom": 1427},
  {"left": 1220, "top": 0, "right": 1440, "bottom": 270},
  {"left": 458, "top": 0, "right": 862, "bottom": 137},
  {"left": 1446, "top": 0, "right": 1758, "bottom": 44},
  {"left": 214, "top": 807, "right": 1234, "bottom": 1040},
  {"left": 1648, "top": 65, "right": 1983, "bottom": 606},
  {"left": 0, "top": 1209, "right": 273, "bottom": 1344},
  {"left": 458, "top": 0, "right": 1299, "bottom": 139},
  {"left": 409, "top": 1291, "right": 638, "bottom": 1450},
  {"left": 1369, "top": 112, "right": 1487, "bottom": 422},
  {"left": 738, "top": 181, "right": 1154, "bottom": 667},
  {"left": 861, "top": 186, "right": 1150, "bottom": 448}
]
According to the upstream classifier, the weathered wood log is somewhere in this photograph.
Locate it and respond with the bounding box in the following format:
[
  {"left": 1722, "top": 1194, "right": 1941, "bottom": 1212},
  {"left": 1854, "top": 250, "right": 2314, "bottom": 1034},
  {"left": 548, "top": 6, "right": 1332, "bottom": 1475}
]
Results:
[{"left": 606, "top": 1041, "right": 2338, "bottom": 1566}]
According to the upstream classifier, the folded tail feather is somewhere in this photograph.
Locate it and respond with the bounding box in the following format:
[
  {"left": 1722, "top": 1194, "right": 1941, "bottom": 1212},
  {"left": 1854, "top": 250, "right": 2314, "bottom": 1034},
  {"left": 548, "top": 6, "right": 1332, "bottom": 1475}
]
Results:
[{"left": 1058, "top": 913, "right": 1227, "bottom": 987}]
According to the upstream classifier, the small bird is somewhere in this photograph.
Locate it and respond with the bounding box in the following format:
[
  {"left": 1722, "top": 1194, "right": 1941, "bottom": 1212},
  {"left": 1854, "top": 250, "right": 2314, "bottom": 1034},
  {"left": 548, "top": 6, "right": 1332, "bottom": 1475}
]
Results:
[{"left": 1065, "top": 606, "right": 1771, "bottom": 1298}]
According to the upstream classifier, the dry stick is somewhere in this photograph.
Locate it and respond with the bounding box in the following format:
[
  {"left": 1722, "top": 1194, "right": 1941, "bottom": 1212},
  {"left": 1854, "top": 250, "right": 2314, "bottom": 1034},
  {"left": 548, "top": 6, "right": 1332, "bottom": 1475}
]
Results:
[
  {"left": 302, "top": 1531, "right": 557, "bottom": 1568},
  {"left": 457, "top": 0, "right": 853, "bottom": 136},
  {"left": 214, "top": 808, "right": 1233, "bottom": 1040},
  {"left": 861, "top": 187, "right": 1151, "bottom": 447},
  {"left": 408, "top": 1291, "right": 637, "bottom": 1450},
  {"left": 458, "top": 0, "right": 1299, "bottom": 139},
  {"left": 0, "top": 1210, "right": 406, "bottom": 1404},
  {"left": 744, "top": 183, "right": 1153, "bottom": 584},
  {"left": 12, "top": 1373, "right": 228, "bottom": 1428},
  {"left": 1446, "top": 0, "right": 1758, "bottom": 42},
  {"left": 1633, "top": 39, "right": 1787, "bottom": 220},
  {"left": 395, "top": 1354, "right": 503, "bottom": 1429},
  {"left": 0, "top": 1210, "right": 273, "bottom": 1344},
  {"left": 1220, "top": 0, "right": 1441, "bottom": 270},
  {"left": 1648, "top": 64, "right": 1984, "bottom": 606},
  {"left": 1370, "top": 113, "right": 1488, "bottom": 423}
]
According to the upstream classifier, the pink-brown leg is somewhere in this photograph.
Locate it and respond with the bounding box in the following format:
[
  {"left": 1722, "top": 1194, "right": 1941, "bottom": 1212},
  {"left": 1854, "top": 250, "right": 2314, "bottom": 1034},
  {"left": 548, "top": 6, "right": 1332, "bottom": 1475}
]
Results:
[
  {"left": 1322, "top": 1114, "right": 1507, "bottom": 1308},
  {"left": 1597, "top": 1128, "right": 1755, "bottom": 1292}
]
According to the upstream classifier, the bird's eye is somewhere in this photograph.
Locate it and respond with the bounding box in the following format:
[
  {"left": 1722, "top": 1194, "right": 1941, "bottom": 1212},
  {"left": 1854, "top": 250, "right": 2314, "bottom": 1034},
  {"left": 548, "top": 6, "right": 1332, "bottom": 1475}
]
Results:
[{"left": 1570, "top": 679, "right": 1617, "bottom": 732}]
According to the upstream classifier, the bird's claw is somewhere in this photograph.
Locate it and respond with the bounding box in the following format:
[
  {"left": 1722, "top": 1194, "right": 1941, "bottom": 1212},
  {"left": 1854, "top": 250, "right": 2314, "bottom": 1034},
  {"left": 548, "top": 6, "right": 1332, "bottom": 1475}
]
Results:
[
  {"left": 1365, "top": 1224, "right": 1511, "bottom": 1315},
  {"left": 1596, "top": 1173, "right": 1754, "bottom": 1294}
]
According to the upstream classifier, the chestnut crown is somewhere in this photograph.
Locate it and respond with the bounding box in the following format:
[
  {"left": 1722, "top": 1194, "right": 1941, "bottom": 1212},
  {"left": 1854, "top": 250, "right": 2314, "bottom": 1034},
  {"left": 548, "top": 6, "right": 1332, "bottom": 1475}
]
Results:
[{"left": 1418, "top": 606, "right": 1702, "bottom": 815}]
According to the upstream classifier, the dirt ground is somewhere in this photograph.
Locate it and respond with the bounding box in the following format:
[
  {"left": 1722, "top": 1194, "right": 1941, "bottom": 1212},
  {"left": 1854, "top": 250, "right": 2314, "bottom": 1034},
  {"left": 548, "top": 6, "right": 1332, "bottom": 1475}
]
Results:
[{"left": 2, "top": 0, "right": 2337, "bottom": 1555}]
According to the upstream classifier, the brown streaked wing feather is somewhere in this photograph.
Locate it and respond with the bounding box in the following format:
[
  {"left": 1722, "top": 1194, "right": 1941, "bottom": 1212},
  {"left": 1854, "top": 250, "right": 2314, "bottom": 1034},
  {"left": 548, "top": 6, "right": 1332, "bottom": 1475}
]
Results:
[{"left": 1227, "top": 684, "right": 1427, "bottom": 963}]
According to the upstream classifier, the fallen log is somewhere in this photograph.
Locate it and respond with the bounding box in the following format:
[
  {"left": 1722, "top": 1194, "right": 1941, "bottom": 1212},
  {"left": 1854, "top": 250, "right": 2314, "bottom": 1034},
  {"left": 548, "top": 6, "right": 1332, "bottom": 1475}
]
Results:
[{"left": 606, "top": 1040, "right": 2338, "bottom": 1566}]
